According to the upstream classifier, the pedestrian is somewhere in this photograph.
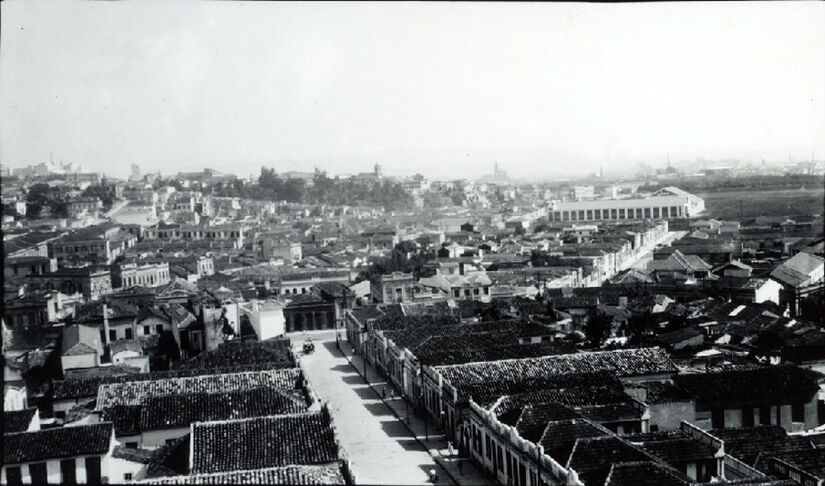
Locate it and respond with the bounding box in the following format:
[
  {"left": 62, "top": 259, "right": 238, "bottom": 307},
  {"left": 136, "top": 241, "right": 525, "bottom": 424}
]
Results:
[
  {"left": 382, "top": 386, "right": 386, "bottom": 399},
  {"left": 458, "top": 459, "right": 463, "bottom": 475}
]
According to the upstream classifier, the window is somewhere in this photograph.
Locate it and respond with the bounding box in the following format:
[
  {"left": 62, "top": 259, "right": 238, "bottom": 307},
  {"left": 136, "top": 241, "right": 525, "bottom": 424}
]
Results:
[
  {"left": 85, "top": 457, "right": 101, "bottom": 484},
  {"left": 759, "top": 406, "right": 771, "bottom": 425},
  {"left": 143, "top": 325, "right": 151, "bottom": 335},
  {"left": 125, "top": 328, "right": 133, "bottom": 339},
  {"left": 109, "top": 329, "right": 117, "bottom": 342},
  {"left": 124, "top": 473, "right": 133, "bottom": 481},
  {"left": 742, "top": 406, "right": 754, "bottom": 427},
  {"left": 6, "top": 466, "right": 22, "bottom": 485},
  {"left": 711, "top": 408, "right": 724, "bottom": 429},
  {"left": 497, "top": 446, "right": 503, "bottom": 469},
  {"left": 30, "top": 462, "right": 48, "bottom": 484},
  {"left": 792, "top": 401, "right": 805, "bottom": 422},
  {"left": 61, "top": 458, "right": 77, "bottom": 484},
  {"left": 486, "top": 435, "right": 492, "bottom": 459},
  {"left": 156, "top": 324, "right": 164, "bottom": 334}
]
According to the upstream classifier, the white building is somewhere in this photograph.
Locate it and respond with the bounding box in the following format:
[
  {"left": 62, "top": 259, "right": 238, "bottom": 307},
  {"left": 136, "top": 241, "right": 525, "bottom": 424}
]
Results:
[{"left": 549, "top": 186, "right": 704, "bottom": 222}]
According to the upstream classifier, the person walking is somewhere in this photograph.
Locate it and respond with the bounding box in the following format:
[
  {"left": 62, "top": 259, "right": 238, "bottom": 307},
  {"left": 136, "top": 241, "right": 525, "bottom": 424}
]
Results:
[{"left": 382, "top": 386, "right": 387, "bottom": 399}]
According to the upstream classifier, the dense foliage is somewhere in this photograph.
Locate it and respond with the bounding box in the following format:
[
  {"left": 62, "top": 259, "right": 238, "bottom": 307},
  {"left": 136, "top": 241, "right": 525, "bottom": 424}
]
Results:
[
  {"left": 584, "top": 308, "right": 613, "bottom": 348},
  {"left": 210, "top": 168, "right": 413, "bottom": 210},
  {"left": 81, "top": 183, "right": 117, "bottom": 210},
  {"left": 25, "top": 183, "right": 69, "bottom": 218}
]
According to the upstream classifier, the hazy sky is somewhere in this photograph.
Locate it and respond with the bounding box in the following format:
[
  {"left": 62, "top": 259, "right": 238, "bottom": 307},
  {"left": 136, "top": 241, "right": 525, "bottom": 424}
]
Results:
[{"left": 2, "top": 2, "right": 824, "bottom": 180}]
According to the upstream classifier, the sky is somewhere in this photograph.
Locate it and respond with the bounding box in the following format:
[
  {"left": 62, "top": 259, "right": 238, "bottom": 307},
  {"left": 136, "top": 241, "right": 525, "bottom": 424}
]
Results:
[{"left": 2, "top": 2, "right": 824, "bottom": 180}]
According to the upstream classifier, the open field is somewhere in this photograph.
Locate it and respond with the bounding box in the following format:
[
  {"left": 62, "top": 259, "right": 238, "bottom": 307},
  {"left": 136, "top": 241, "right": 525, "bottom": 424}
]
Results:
[{"left": 699, "top": 187, "right": 825, "bottom": 220}]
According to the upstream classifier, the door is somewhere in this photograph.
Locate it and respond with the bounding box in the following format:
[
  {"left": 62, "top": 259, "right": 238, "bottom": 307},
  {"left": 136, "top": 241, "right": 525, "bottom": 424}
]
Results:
[
  {"left": 85, "top": 457, "right": 101, "bottom": 484},
  {"left": 61, "top": 458, "right": 77, "bottom": 484},
  {"left": 29, "top": 463, "right": 48, "bottom": 484}
]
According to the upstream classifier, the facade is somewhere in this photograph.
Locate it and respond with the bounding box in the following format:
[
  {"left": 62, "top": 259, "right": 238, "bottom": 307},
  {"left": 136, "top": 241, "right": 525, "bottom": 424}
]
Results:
[
  {"left": 257, "top": 234, "right": 302, "bottom": 263},
  {"left": 68, "top": 198, "right": 103, "bottom": 218},
  {"left": 50, "top": 228, "right": 137, "bottom": 265},
  {"left": 549, "top": 186, "right": 704, "bottom": 222},
  {"left": 371, "top": 271, "right": 416, "bottom": 303},
  {"left": 2, "top": 423, "right": 116, "bottom": 485},
  {"left": 25, "top": 267, "right": 112, "bottom": 300},
  {"left": 4, "top": 256, "right": 57, "bottom": 279},
  {"left": 283, "top": 293, "right": 336, "bottom": 333},
  {"left": 113, "top": 262, "right": 171, "bottom": 288}
]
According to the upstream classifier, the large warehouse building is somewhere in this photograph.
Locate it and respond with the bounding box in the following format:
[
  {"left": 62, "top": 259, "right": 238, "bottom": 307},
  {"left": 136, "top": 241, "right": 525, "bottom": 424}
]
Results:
[{"left": 548, "top": 186, "right": 704, "bottom": 222}]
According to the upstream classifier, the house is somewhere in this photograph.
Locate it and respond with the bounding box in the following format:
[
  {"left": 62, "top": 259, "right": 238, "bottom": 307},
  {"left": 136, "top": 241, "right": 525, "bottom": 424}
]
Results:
[
  {"left": 655, "top": 327, "right": 704, "bottom": 351},
  {"left": 736, "top": 277, "right": 782, "bottom": 305},
  {"left": 129, "top": 464, "right": 348, "bottom": 485},
  {"left": 371, "top": 271, "right": 416, "bottom": 304},
  {"left": 189, "top": 408, "right": 339, "bottom": 474},
  {"left": 672, "top": 366, "right": 820, "bottom": 432},
  {"left": 713, "top": 260, "right": 753, "bottom": 278},
  {"left": 3, "top": 408, "right": 41, "bottom": 434},
  {"left": 283, "top": 292, "right": 336, "bottom": 333},
  {"left": 61, "top": 324, "right": 105, "bottom": 372},
  {"left": 649, "top": 249, "right": 713, "bottom": 279},
  {"left": 110, "top": 340, "right": 148, "bottom": 372},
  {"left": 2, "top": 422, "right": 115, "bottom": 484},
  {"left": 769, "top": 252, "right": 825, "bottom": 315}
]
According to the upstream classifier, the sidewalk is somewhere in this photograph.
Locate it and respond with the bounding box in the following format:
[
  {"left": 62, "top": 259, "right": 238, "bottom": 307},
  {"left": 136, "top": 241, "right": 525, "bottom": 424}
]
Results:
[{"left": 336, "top": 339, "right": 490, "bottom": 486}]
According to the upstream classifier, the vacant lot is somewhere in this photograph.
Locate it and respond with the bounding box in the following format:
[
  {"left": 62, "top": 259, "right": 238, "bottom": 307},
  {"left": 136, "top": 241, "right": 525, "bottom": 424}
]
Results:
[{"left": 699, "top": 188, "right": 825, "bottom": 220}]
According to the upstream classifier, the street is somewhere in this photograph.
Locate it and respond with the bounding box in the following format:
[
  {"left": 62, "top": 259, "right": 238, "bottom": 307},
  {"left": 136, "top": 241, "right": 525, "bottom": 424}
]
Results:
[{"left": 291, "top": 331, "right": 454, "bottom": 485}]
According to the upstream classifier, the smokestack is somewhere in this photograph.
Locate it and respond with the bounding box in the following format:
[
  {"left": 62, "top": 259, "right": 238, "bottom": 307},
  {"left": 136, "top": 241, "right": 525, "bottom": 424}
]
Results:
[{"left": 102, "top": 303, "right": 111, "bottom": 345}]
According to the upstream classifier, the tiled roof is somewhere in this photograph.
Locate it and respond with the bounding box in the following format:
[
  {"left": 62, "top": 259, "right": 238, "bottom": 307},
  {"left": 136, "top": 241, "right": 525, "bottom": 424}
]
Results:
[
  {"left": 4, "top": 422, "right": 113, "bottom": 464},
  {"left": 138, "top": 387, "right": 308, "bottom": 431},
  {"left": 191, "top": 412, "right": 338, "bottom": 474},
  {"left": 604, "top": 461, "right": 690, "bottom": 486},
  {"left": 102, "top": 404, "right": 143, "bottom": 436},
  {"left": 538, "top": 419, "right": 611, "bottom": 465},
  {"left": 3, "top": 408, "right": 37, "bottom": 434},
  {"left": 135, "top": 464, "right": 346, "bottom": 485},
  {"left": 709, "top": 426, "right": 816, "bottom": 468},
  {"left": 177, "top": 339, "right": 295, "bottom": 370},
  {"left": 768, "top": 448, "right": 825, "bottom": 479},
  {"left": 625, "top": 431, "right": 719, "bottom": 463},
  {"left": 112, "top": 445, "right": 156, "bottom": 464},
  {"left": 96, "top": 368, "right": 303, "bottom": 409},
  {"left": 673, "top": 366, "right": 819, "bottom": 402},
  {"left": 460, "top": 371, "right": 620, "bottom": 407},
  {"left": 493, "top": 385, "right": 637, "bottom": 426},
  {"left": 514, "top": 403, "right": 581, "bottom": 442},
  {"left": 435, "top": 347, "right": 676, "bottom": 386},
  {"left": 567, "top": 436, "right": 654, "bottom": 486}
]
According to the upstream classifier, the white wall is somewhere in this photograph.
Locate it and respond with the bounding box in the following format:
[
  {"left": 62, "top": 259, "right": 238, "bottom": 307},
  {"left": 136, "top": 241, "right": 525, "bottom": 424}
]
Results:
[
  {"left": 141, "top": 427, "right": 188, "bottom": 449},
  {"left": 61, "top": 353, "right": 98, "bottom": 372}
]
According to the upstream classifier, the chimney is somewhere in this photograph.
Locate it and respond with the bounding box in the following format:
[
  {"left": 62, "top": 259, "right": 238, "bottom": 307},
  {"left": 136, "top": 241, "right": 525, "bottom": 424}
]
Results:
[{"left": 102, "top": 303, "right": 111, "bottom": 345}]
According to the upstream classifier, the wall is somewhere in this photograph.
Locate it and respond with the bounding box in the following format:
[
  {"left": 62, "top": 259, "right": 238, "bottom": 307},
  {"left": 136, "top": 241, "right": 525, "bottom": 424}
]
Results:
[
  {"left": 61, "top": 353, "right": 98, "bottom": 372},
  {"left": 141, "top": 427, "right": 188, "bottom": 449},
  {"left": 649, "top": 400, "right": 696, "bottom": 431}
]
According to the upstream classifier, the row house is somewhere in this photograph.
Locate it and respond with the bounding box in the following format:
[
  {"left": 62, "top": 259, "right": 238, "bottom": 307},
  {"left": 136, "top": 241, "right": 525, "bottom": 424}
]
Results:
[
  {"left": 2, "top": 422, "right": 116, "bottom": 485},
  {"left": 50, "top": 227, "right": 137, "bottom": 265},
  {"left": 112, "top": 262, "right": 171, "bottom": 288},
  {"left": 67, "top": 197, "right": 103, "bottom": 218},
  {"left": 25, "top": 266, "right": 112, "bottom": 301},
  {"left": 371, "top": 271, "right": 416, "bottom": 303},
  {"left": 422, "top": 347, "right": 677, "bottom": 441}
]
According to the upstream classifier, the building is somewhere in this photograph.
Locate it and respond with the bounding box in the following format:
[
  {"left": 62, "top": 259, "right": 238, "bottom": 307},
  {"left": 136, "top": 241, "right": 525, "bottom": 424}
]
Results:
[
  {"left": 2, "top": 422, "right": 116, "bottom": 485},
  {"left": 283, "top": 293, "right": 337, "bottom": 333},
  {"left": 770, "top": 252, "right": 825, "bottom": 315},
  {"left": 371, "top": 271, "right": 416, "bottom": 304},
  {"left": 257, "top": 234, "right": 302, "bottom": 263},
  {"left": 61, "top": 324, "right": 105, "bottom": 372},
  {"left": 572, "top": 185, "right": 595, "bottom": 200},
  {"left": 50, "top": 226, "right": 137, "bottom": 265},
  {"left": 68, "top": 197, "right": 103, "bottom": 218},
  {"left": 112, "top": 262, "right": 171, "bottom": 288},
  {"left": 25, "top": 267, "right": 112, "bottom": 301},
  {"left": 672, "top": 366, "right": 820, "bottom": 433},
  {"left": 4, "top": 256, "right": 57, "bottom": 280},
  {"left": 549, "top": 186, "right": 704, "bottom": 222}
]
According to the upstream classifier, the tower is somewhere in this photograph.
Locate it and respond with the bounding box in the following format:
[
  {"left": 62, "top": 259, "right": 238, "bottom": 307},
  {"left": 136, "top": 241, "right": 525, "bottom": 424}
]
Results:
[{"left": 374, "top": 163, "right": 382, "bottom": 178}]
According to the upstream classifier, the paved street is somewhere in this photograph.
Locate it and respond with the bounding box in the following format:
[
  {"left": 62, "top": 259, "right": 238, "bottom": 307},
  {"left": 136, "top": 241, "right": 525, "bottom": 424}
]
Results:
[
  {"left": 627, "top": 230, "right": 688, "bottom": 271},
  {"left": 291, "top": 331, "right": 455, "bottom": 485}
]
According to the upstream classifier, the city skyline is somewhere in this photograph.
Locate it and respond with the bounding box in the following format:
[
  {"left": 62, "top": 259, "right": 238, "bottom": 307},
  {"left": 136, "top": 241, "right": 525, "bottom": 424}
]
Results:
[{"left": 2, "top": 2, "right": 824, "bottom": 180}]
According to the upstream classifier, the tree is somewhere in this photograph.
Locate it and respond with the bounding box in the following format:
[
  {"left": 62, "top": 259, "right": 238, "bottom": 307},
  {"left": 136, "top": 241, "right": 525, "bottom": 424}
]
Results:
[
  {"left": 627, "top": 311, "right": 655, "bottom": 345},
  {"left": 584, "top": 308, "right": 613, "bottom": 348}
]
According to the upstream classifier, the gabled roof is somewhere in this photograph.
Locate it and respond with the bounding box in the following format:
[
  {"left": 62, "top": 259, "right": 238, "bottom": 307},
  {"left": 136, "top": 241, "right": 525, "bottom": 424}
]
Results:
[
  {"left": 3, "top": 408, "right": 38, "bottom": 434},
  {"left": 673, "top": 366, "right": 819, "bottom": 402},
  {"left": 190, "top": 412, "right": 338, "bottom": 474},
  {"left": 61, "top": 324, "right": 102, "bottom": 356},
  {"left": 4, "top": 422, "right": 113, "bottom": 464},
  {"left": 133, "top": 465, "right": 346, "bottom": 485},
  {"left": 770, "top": 253, "right": 825, "bottom": 287}
]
